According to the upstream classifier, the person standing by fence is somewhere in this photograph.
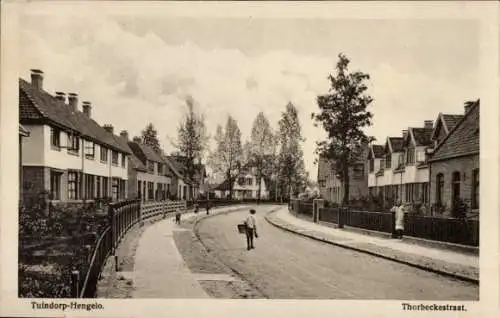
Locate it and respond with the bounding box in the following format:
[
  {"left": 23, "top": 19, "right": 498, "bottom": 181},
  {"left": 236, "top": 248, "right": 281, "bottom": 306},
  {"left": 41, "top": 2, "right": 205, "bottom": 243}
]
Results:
[
  {"left": 244, "top": 209, "right": 258, "bottom": 250},
  {"left": 391, "top": 201, "right": 405, "bottom": 239},
  {"left": 175, "top": 208, "right": 182, "bottom": 225}
]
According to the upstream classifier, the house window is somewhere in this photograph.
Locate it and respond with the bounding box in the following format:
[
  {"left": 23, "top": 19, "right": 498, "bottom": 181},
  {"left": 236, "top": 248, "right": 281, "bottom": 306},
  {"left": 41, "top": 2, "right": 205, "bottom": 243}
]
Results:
[
  {"left": 436, "top": 173, "right": 444, "bottom": 205},
  {"left": 102, "top": 177, "right": 109, "bottom": 198},
  {"left": 353, "top": 164, "right": 364, "bottom": 179},
  {"left": 112, "top": 178, "right": 119, "bottom": 201},
  {"left": 369, "top": 159, "right": 374, "bottom": 172},
  {"left": 148, "top": 161, "right": 154, "bottom": 174},
  {"left": 68, "top": 134, "right": 80, "bottom": 154},
  {"left": 246, "top": 178, "right": 253, "bottom": 186},
  {"left": 380, "top": 159, "right": 385, "bottom": 170},
  {"left": 84, "top": 140, "right": 95, "bottom": 159},
  {"left": 158, "top": 163, "right": 163, "bottom": 175},
  {"left": 68, "top": 171, "right": 79, "bottom": 200},
  {"left": 96, "top": 176, "right": 101, "bottom": 198},
  {"left": 406, "top": 147, "right": 415, "bottom": 164},
  {"left": 385, "top": 153, "right": 391, "bottom": 169},
  {"left": 85, "top": 174, "right": 95, "bottom": 200},
  {"left": 120, "top": 180, "right": 126, "bottom": 199},
  {"left": 148, "top": 182, "right": 154, "bottom": 200},
  {"left": 121, "top": 154, "right": 126, "bottom": 168},
  {"left": 422, "top": 182, "right": 428, "bottom": 203},
  {"left": 100, "top": 147, "right": 108, "bottom": 162},
  {"left": 137, "top": 180, "right": 142, "bottom": 199},
  {"left": 472, "top": 168, "right": 479, "bottom": 209},
  {"left": 111, "top": 151, "right": 119, "bottom": 166},
  {"left": 50, "top": 127, "right": 61, "bottom": 148},
  {"left": 50, "top": 171, "right": 61, "bottom": 200}
]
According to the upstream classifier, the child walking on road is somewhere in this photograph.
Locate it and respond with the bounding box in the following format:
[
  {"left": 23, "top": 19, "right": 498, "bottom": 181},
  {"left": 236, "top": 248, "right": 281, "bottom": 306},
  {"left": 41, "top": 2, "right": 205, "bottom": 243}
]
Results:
[{"left": 244, "top": 209, "right": 258, "bottom": 250}]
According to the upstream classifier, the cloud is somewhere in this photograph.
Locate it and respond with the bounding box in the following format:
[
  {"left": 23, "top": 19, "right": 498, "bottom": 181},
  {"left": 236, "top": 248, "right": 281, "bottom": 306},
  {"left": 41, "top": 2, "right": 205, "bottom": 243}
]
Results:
[{"left": 19, "top": 12, "right": 479, "bottom": 180}]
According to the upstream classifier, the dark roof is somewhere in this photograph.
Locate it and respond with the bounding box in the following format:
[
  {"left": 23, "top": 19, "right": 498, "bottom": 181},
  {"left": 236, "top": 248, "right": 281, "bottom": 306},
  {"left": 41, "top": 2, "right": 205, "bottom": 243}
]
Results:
[
  {"left": 128, "top": 141, "right": 163, "bottom": 163},
  {"left": 372, "top": 144, "right": 385, "bottom": 158},
  {"left": 19, "top": 124, "right": 29, "bottom": 136},
  {"left": 19, "top": 78, "right": 130, "bottom": 154},
  {"left": 131, "top": 155, "right": 147, "bottom": 172},
  {"left": 442, "top": 114, "right": 464, "bottom": 132},
  {"left": 387, "top": 137, "right": 404, "bottom": 153},
  {"left": 411, "top": 127, "right": 433, "bottom": 146},
  {"left": 428, "top": 102, "right": 479, "bottom": 162}
]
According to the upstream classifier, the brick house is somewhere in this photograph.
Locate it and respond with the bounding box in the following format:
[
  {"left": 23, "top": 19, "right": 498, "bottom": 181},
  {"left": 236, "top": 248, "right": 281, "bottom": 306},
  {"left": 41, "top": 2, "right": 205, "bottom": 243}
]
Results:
[
  {"left": 427, "top": 101, "right": 479, "bottom": 217},
  {"left": 19, "top": 69, "right": 131, "bottom": 205},
  {"left": 316, "top": 146, "right": 369, "bottom": 204},
  {"left": 125, "top": 135, "right": 173, "bottom": 201}
]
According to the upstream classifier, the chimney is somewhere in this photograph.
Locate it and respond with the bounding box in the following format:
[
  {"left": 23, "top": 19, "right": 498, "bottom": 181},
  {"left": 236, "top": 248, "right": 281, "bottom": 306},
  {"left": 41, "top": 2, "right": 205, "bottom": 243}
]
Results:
[
  {"left": 55, "top": 92, "right": 66, "bottom": 103},
  {"left": 82, "top": 101, "right": 91, "bottom": 117},
  {"left": 103, "top": 125, "right": 114, "bottom": 134},
  {"left": 132, "top": 136, "right": 141, "bottom": 143},
  {"left": 424, "top": 120, "right": 433, "bottom": 129},
  {"left": 30, "top": 69, "right": 44, "bottom": 90},
  {"left": 120, "top": 130, "right": 129, "bottom": 141},
  {"left": 402, "top": 130, "right": 409, "bottom": 140},
  {"left": 67, "top": 93, "right": 78, "bottom": 112}
]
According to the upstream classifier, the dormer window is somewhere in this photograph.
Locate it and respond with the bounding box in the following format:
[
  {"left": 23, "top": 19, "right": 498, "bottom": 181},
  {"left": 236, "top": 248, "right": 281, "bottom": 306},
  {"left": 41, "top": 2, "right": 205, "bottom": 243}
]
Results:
[
  {"left": 111, "top": 150, "right": 119, "bottom": 165},
  {"left": 148, "top": 161, "right": 154, "bottom": 173},
  {"left": 406, "top": 147, "right": 415, "bottom": 165},
  {"left": 385, "top": 152, "right": 392, "bottom": 169}
]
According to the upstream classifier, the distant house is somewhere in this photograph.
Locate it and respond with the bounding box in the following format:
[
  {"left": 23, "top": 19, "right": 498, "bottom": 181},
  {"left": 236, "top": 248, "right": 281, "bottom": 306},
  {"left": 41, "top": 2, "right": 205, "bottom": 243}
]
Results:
[
  {"left": 19, "top": 69, "right": 131, "bottom": 204},
  {"left": 166, "top": 155, "right": 206, "bottom": 200},
  {"left": 427, "top": 100, "right": 479, "bottom": 217},
  {"left": 367, "top": 144, "right": 385, "bottom": 197},
  {"left": 125, "top": 135, "right": 172, "bottom": 201},
  {"left": 213, "top": 168, "right": 269, "bottom": 200}
]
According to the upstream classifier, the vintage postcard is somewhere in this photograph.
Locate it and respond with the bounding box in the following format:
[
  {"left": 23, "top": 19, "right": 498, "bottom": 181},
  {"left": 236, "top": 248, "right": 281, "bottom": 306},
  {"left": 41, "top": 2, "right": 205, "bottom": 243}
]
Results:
[{"left": 1, "top": 1, "right": 499, "bottom": 317}]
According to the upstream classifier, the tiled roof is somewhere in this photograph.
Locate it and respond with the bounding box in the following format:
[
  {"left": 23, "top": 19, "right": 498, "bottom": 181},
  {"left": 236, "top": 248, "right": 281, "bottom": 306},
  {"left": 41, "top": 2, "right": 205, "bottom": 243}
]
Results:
[
  {"left": 429, "top": 102, "right": 479, "bottom": 162},
  {"left": 128, "top": 141, "right": 163, "bottom": 163},
  {"left": 129, "top": 154, "right": 147, "bottom": 172},
  {"left": 442, "top": 114, "right": 464, "bottom": 132},
  {"left": 19, "top": 78, "right": 130, "bottom": 154},
  {"left": 411, "top": 127, "right": 433, "bottom": 146},
  {"left": 388, "top": 137, "right": 404, "bottom": 152},
  {"left": 372, "top": 144, "right": 385, "bottom": 158}
]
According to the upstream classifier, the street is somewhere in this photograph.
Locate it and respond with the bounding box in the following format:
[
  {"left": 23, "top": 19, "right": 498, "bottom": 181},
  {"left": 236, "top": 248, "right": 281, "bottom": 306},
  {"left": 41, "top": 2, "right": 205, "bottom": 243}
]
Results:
[{"left": 195, "top": 207, "right": 479, "bottom": 300}]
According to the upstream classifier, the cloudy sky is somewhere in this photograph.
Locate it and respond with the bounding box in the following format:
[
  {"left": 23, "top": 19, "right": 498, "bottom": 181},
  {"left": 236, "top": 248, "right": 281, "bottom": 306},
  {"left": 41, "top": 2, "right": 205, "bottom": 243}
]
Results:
[{"left": 18, "top": 7, "right": 480, "bottom": 180}]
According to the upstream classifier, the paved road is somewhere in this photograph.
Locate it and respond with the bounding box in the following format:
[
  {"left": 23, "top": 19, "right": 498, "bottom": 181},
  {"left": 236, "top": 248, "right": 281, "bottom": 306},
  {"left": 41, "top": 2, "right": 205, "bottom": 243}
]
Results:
[{"left": 196, "top": 207, "right": 479, "bottom": 300}]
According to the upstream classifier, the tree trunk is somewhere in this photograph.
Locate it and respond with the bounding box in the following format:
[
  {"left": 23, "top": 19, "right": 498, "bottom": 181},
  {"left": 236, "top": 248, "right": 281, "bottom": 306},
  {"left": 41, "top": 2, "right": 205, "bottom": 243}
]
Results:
[
  {"left": 342, "top": 165, "right": 350, "bottom": 205},
  {"left": 257, "top": 175, "right": 262, "bottom": 204},
  {"left": 227, "top": 171, "right": 233, "bottom": 200}
]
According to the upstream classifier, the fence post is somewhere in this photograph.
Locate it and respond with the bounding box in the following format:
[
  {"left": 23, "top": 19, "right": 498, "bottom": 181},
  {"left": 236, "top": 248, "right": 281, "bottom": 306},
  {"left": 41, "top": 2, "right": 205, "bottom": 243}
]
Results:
[
  {"left": 391, "top": 210, "right": 396, "bottom": 238},
  {"left": 109, "top": 204, "right": 116, "bottom": 255},
  {"left": 139, "top": 199, "right": 144, "bottom": 226},
  {"left": 338, "top": 207, "right": 345, "bottom": 228},
  {"left": 313, "top": 199, "right": 324, "bottom": 223},
  {"left": 71, "top": 270, "right": 80, "bottom": 298}
]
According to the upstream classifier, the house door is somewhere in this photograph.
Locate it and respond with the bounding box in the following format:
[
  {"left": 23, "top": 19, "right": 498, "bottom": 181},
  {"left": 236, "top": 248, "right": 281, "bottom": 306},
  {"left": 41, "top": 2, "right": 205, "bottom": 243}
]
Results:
[{"left": 451, "top": 171, "right": 461, "bottom": 210}]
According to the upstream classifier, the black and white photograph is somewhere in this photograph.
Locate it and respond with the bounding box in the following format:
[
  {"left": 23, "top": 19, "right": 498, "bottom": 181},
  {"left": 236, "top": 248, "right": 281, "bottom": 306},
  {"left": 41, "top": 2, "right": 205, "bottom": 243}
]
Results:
[{"left": 1, "top": 1, "right": 499, "bottom": 317}]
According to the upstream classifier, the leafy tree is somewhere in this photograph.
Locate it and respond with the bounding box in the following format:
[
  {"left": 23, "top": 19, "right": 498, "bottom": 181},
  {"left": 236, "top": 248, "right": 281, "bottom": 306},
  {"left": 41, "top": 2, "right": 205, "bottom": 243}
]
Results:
[
  {"left": 207, "top": 116, "right": 243, "bottom": 199},
  {"left": 246, "top": 112, "right": 276, "bottom": 203},
  {"left": 140, "top": 123, "right": 162, "bottom": 153},
  {"left": 277, "top": 102, "right": 307, "bottom": 201},
  {"left": 173, "top": 96, "right": 209, "bottom": 189},
  {"left": 312, "top": 53, "right": 374, "bottom": 204}
]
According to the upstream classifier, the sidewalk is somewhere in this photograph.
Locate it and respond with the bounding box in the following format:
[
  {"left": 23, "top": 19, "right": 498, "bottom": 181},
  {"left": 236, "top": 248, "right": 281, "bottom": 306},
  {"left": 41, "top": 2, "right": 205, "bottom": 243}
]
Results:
[
  {"left": 132, "top": 205, "right": 251, "bottom": 298},
  {"left": 265, "top": 207, "right": 479, "bottom": 283}
]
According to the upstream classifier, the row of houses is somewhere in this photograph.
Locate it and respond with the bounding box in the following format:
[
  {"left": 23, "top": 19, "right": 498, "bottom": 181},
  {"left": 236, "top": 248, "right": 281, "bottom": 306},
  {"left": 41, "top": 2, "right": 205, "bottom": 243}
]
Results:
[
  {"left": 18, "top": 69, "right": 206, "bottom": 205},
  {"left": 318, "top": 99, "right": 480, "bottom": 217}
]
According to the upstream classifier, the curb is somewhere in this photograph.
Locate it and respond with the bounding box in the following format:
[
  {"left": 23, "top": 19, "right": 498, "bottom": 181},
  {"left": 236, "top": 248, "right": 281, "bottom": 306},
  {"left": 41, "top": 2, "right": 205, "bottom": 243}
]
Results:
[
  {"left": 192, "top": 204, "right": 283, "bottom": 299},
  {"left": 265, "top": 210, "right": 479, "bottom": 285}
]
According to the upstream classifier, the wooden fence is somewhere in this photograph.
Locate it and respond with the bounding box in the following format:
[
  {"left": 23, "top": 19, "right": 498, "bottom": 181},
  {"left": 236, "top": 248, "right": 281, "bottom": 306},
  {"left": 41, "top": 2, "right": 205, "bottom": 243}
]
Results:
[
  {"left": 311, "top": 204, "right": 479, "bottom": 247},
  {"left": 76, "top": 199, "right": 187, "bottom": 298}
]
